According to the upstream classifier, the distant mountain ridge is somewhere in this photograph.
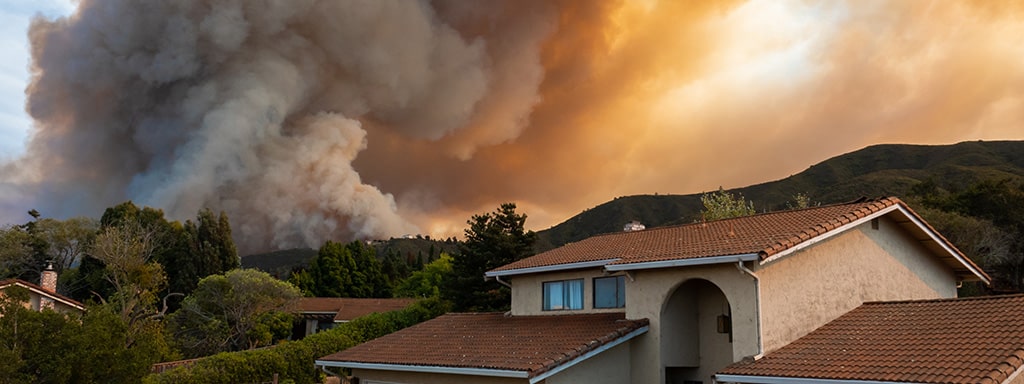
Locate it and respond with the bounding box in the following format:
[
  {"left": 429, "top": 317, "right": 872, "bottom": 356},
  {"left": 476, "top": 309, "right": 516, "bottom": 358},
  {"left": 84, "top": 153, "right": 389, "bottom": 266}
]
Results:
[{"left": 534, "top": 140, "right": 1024, "bottom": 251}]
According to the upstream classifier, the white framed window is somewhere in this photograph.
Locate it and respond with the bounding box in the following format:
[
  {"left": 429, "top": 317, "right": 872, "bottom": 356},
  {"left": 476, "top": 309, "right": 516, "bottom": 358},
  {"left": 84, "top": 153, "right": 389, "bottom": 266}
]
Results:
[
  {"left": 543, "top": 279, "right": 583, "bottom": 311},
  {"left": 594, "top": 275, "right": 626, "bottom": 308}
]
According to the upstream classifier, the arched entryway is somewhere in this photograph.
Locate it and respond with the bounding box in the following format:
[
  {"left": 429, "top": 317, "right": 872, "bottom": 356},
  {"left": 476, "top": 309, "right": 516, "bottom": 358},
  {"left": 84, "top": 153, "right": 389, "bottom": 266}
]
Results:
[{"left": 661, "top": 279, "right": 733, "bottom": 384}]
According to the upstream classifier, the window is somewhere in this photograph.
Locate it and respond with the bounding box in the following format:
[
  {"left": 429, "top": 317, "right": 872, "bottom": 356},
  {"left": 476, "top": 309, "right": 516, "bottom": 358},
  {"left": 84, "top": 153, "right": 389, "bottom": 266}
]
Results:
[
  {"left": 594, "top": 276, "right": 625, "bottom": 308},
  {"left": 543, "top": 279, "right": 583, "bottom": 311}
]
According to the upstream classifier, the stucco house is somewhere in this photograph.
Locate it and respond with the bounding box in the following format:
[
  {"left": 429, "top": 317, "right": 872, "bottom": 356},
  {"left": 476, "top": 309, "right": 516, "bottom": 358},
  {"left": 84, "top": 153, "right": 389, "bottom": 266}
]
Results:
[
  {"left": 0, "top": 264, "right": 85, "bottom": 314},
  {"left": 317, "top": 197, "right": 1014, "bottom": 383}
]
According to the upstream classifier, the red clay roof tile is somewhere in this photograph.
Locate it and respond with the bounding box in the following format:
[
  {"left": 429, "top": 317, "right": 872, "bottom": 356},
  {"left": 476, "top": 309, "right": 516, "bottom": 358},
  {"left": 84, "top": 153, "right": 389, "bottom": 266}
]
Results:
[
  {"left": 490, "top": 197, "right": 987, "bottom": 283},
  {"left": 318, "top": 312, "right": 649, "bottom": 377},
  {"left": 718, "top": 294, "right": 1024, "bottom": 384}
]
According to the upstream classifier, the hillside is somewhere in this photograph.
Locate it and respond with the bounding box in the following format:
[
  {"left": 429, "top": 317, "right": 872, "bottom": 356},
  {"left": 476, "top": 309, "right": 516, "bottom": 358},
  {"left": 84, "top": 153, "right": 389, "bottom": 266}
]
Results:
[
  {"left": 243, "top": 237, "right": 459, "bottom": 277},
  {"left": 535, "top": 140, "right": 1024, "bottom": 250}
]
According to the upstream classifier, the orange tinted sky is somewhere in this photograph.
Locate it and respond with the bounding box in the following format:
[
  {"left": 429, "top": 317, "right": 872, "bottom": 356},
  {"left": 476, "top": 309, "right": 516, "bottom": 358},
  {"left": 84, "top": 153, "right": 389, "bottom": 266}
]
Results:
[{"left": 360, "top": 0, "right": 1024, "bottom": 237}]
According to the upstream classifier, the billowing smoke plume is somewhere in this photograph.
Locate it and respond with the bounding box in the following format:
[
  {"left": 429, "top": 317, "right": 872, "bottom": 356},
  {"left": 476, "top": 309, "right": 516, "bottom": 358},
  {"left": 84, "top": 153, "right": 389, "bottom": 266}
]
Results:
[
  {"left": 6, "top": 1, "right": 1024, "bottom": 253},
  {"left": 6, "top": 0, "right": 554, "bottom": 252}
]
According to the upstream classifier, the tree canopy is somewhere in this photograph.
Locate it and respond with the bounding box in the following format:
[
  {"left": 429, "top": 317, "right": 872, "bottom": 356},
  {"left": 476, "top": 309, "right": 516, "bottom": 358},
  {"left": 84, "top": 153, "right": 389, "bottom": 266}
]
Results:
[
  {"left": 445, "top": 203, "right": 536, "bottom": 311},
  {"left": 290, "top": 240, "right": 390, "bottom": 298},
  {"left": 699, "top": 187, "right": 756, "bottom": 221},
  {"left": 167, "top": 269, "right": 301, "bottom": 358}
]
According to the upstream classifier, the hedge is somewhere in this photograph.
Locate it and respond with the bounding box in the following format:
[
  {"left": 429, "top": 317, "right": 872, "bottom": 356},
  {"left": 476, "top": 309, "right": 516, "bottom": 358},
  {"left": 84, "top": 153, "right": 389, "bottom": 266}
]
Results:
[{"left": 144, "top": 298, "right": 451, "bottom": 384}]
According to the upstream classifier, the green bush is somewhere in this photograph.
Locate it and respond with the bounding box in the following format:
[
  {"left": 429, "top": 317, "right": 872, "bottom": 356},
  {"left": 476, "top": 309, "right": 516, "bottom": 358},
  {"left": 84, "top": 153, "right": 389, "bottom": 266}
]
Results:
[{"left": 144, "top": 298, "right": 450, "bottom": 384}]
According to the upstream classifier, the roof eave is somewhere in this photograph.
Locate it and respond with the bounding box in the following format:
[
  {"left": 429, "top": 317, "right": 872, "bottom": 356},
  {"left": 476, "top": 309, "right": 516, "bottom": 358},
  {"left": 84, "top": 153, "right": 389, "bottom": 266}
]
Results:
[
  {"left": 758, "top": 203, "right": 990, "bottom": 286},
  {"left": 485, "top": 259, "right": 619, "bottom": 277},
  {"left": 528, "top": 325, "right": 648, "bottom": 383},
  {"left": 605, "top": 253, "right": 760, "bottom": 272},
  {"left": 314, "top": 361, "right": 529, "bottom": 379},
  {"left": 714, "top": 374, "right": 908, "bottom": 384}
]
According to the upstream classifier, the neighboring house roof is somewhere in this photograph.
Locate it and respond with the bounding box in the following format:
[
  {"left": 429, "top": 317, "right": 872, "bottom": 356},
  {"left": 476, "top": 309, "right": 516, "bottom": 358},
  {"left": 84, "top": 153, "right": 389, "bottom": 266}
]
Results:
[
  {"left": 717, "top": 294, "right": 1024, "bottom": 384},
  {"left": 297, "top": 297, "right": 416, "bottom": 322},
  {"left": 317, "top": 312, "right": 649, "bottom": 383},
  {"left": 0, "top": 278, "right": 86, "bottom": 311},
  {"left": 488, "top": 197, "right": 989, "bottom": 284}
]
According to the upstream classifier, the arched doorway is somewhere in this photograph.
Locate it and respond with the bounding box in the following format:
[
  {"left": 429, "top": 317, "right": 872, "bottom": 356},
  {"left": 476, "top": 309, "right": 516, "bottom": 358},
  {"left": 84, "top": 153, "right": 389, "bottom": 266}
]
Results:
[{"left": 661, "top": 279, "right": 733, "bottom": 384}]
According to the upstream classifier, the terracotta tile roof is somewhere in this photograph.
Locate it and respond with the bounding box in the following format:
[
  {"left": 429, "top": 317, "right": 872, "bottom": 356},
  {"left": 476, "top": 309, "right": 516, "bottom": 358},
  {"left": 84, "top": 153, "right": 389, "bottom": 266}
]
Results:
[
  {"left": 490, "top": 197, "right": 987, "bottom": 282},
  {"left": 718, "top": 294, "right": 1024, "bottom": 384},
  {"left": 318, "top": 312, "right": 649, "bottom": 377},
  {"left": 297, "top": 297, "right": 416, "bottom": 322},
  {"left": 0, "top": 278, "right": 85, "bottom": 311}
]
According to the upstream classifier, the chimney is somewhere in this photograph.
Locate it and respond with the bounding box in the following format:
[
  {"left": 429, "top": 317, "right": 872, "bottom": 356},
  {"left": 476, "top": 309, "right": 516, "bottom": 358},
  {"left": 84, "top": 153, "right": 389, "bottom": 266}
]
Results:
[{"left": 40, "top": 262, "right": 57, "bottom": 310}]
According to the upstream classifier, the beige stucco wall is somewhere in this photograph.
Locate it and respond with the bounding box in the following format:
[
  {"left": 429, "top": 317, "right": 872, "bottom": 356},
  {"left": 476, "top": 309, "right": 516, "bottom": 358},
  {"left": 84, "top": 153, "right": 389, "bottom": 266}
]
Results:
[
  {"left": 547, "top": 341, "right": 632, "bottom": 384},
  {"left": 508, "top": 268, "right": 627, "bottom": 316},
  {"left": 352, "top": 369, "right": 526, "bottom": 384},
  {"left": 626, "top": 263, "right": 759, "bottom": 384},
  {"left": 758, "top": 216, "right": 957, "bottom": 353}
]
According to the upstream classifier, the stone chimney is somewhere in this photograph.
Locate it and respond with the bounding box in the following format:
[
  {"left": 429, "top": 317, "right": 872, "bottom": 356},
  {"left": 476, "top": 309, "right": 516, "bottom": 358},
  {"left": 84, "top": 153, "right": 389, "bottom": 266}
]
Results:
[{"left": 40, "top": 262, "right": 57, "bottom": 310}]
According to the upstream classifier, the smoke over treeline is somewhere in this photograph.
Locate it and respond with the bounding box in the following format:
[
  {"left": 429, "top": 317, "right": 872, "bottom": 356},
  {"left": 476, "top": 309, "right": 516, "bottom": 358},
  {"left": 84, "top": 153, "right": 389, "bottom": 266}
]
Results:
[{"left": 4, "top": 1, "right": 1024, "bottom": 253}]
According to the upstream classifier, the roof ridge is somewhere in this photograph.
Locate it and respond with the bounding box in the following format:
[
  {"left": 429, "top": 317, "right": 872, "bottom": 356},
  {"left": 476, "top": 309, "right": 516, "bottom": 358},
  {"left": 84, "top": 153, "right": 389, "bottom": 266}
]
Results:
[
  {"left": 862, "top": 293, "right": 1024, "bottom": 305},
  {"left": 579, "top": 196, "right": 902, "bottom": 239}
]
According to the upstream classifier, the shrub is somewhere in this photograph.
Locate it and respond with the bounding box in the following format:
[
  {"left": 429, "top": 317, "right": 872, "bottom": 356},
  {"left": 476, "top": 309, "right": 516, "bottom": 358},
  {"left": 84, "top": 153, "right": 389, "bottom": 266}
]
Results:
[{"left": 144, "top": 298, "right": 450, "bottom": 384}]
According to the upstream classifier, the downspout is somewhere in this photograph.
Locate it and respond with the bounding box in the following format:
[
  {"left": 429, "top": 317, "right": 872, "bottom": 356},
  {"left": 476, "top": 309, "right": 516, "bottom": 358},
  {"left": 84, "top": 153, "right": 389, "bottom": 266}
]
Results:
[
  {"left": 494, "top": 275, "right": 512, "bottom": 288},
  {"left": 736, "top": 261, "right": 764, "bottom": 359},
  {"left": 320, "top": 365, "right": 342, "bottom": 378}
]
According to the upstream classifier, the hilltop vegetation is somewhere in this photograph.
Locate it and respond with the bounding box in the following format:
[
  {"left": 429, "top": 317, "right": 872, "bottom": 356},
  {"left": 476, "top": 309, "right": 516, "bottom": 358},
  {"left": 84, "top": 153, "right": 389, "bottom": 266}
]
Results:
[{"left": 536, "top": 140, "right": 1024, "bottom": 249}]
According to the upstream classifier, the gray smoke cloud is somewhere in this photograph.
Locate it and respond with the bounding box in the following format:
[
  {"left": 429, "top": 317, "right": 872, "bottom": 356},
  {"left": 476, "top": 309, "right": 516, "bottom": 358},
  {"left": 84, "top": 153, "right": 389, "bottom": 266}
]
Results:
[{"left": 4, "top": 0, "right": 554, "bottom": 253}]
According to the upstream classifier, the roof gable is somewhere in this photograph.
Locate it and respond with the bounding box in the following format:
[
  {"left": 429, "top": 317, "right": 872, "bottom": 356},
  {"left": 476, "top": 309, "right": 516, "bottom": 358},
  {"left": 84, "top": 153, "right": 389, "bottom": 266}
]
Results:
[
  {"left": 317, "top": 312, "right": 649, "bottom": 380},
  {"left": 0, "top": 278, "right": 86, "bottom": 311},
  {"left": 488, "top": 197, "right": 989, "bottom": 283},
  {"left": 717, "top": 294, "right": 1024, "bottom": 384}
]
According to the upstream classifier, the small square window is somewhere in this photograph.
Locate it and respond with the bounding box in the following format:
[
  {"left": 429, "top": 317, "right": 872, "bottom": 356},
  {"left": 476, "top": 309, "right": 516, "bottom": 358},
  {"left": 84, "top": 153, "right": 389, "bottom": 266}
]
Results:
[
  {"left": 543, "top": 279, "right": 583, "bottom": 311},
  {"left": 594, "top": 276, "right": 625, "bottom": 308}
]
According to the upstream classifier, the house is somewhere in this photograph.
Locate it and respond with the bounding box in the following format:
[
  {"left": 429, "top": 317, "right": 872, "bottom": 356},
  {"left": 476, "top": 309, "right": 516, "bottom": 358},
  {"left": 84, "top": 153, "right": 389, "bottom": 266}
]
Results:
[
  {"left": 716, "top": 294, "right": 1024, "bottom": 384},
  {"left": 293, "top": 297, "right": 417, "bottom": 339},
  {"left": 317, "top": 197, "right": 994, "bottom": 383},
  {"left": 0, "top": 264, "right": 85, "bottom": 314}
]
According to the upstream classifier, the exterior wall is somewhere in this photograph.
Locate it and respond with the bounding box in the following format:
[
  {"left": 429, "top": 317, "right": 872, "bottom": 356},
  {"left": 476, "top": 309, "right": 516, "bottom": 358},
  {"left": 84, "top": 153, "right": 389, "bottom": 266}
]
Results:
[
  {"left": 626, "top": 263, "right": 759, "bottom": 384},
  {"left": 508, "top": 268, "right": 627, "bottom": 316},
  {"left": 547, "top": 341, "right": 632, "bottom": 384},
  {"left": 758, "top": 216, "right": 957, "bottom": 353},
  {"left": 352, "top": 369, "right": 525, "bottom": 384}
]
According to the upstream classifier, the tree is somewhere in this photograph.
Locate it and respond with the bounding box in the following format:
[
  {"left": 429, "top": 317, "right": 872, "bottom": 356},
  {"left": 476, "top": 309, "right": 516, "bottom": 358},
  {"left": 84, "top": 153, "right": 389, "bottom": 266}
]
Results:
[
  {"left": 90, "top": 221, "right": 170, "bottom": 330},
  {"left": 445, "top": 203, "right": 536, "bottom": 311},
  {"left": 294, "top": 240, "right": 390, "bottom": 298},
  {"left": 699, "top": 187, "right": 756, "bottom": 221},
  {"left": 180, "top": 208, "right": 240, "bottom": 295},
  {"left": 0, "top": 224, "right": 31, "bottom": 279},
  {"left": 786, "top": 193, "right": 817, "bottom": 210},
  {"left": 0, "top": 287, "right": 174, "bottom": 383},
  {"left": 167, "top": 269, "right": 301, "bottom": 357},
  {"left": 395, "top": 253, "right": 453, "bottom": 298}
]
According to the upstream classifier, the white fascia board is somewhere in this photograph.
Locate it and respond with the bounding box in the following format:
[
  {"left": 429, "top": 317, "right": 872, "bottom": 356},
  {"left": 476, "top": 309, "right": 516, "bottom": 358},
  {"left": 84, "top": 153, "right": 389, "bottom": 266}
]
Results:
[
  {"left": 760, "top": 205, "right": 901, "bottom": 265},
  {"left": 485, "top": 259, "right": 620, "bottom": 277},
  {"left": 714, "top": 374, "right": 918, "bottom": 384},
  {"left": 894, "top": 205, "right": 990, "bottom": 284},
  {"left": 315, "top": 361, "right": 529, "bottom": 379},
  {"left": 604, "top": 254, "right": 759, "bottom": 272},
  {"left": 758, "top": 204, "right": 990, "bottom": 284},
  {"left": 529, "top": 325, "right": 648, "bottom": 384},
  {"left": 14, "top": 282, "right": 85, "bottom": 311}
]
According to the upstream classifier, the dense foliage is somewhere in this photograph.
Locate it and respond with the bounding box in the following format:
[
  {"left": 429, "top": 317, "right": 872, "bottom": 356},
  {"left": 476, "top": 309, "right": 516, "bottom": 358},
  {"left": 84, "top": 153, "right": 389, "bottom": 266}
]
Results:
[
  {"left": 144, "top": 298, "right": 450, "bottom": 384},
  {"left": 288, "top": 240, "right": 390, "bottom": 298},
  {"left": 0, "top": 287, "right": 177, "bottom": 383},
  {"left": 699, "top": 187, "right": 757, "bottom": 221},
  {"left": 167, "top": 269, "right": 302, "bottom": 358},
  {"left": 445, "top": 203, "right": 536, "bottom": 311}
]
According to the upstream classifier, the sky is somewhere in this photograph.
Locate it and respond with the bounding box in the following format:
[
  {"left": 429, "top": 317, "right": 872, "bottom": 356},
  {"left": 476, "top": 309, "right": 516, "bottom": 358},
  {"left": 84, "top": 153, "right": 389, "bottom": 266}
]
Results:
[{"left": 1, "top": 0, "right": 1023, "bottom": 253}]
